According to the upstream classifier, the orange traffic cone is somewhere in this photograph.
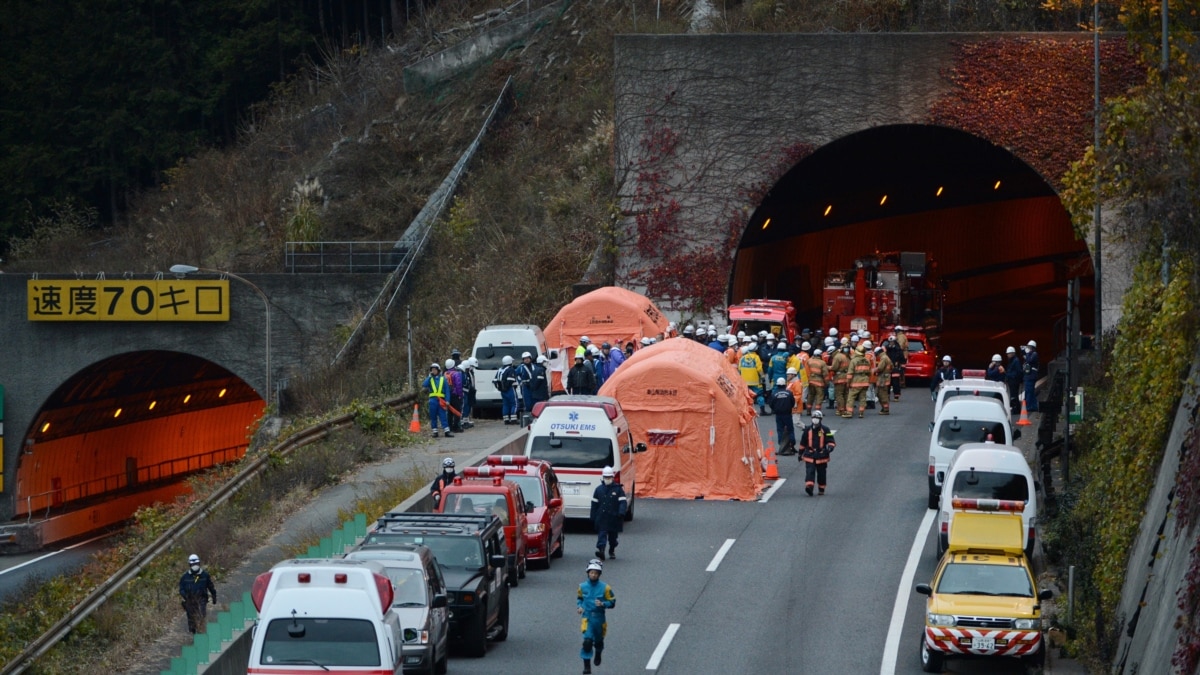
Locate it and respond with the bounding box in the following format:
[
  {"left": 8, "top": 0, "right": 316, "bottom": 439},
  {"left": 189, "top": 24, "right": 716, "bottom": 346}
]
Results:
[
  {"left": 408, "top": 404, "right": 422, "bottom": 433},
  {"left": 764, "top": 431, "right": 780, "bottom": 480},
  {"left": 1016, "top": 398, "right": 1032, "bottom": 426}
]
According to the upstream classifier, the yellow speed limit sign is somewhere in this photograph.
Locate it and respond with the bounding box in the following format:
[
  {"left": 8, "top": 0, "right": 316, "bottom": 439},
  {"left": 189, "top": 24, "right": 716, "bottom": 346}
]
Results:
[{"left": 27, "top": 279, "right": 230, "bottom": 321}]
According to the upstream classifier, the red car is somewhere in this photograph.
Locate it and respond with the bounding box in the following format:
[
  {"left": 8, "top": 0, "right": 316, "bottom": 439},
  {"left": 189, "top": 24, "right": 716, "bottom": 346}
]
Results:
[
  {"left": 485, "top": 455, "right": 565, "bottom": 569},
  {"left": 894, "top": 326, "right": 938, "bottom": 385},
  {"left": 435, "top": 466, "right": 529, "bottom": 585}
]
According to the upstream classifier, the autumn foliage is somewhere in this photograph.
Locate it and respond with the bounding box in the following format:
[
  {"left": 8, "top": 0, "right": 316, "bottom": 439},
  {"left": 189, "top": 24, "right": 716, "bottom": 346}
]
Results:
[{"left": 929, "top": 37, "right": 1142, "bottom": 187}]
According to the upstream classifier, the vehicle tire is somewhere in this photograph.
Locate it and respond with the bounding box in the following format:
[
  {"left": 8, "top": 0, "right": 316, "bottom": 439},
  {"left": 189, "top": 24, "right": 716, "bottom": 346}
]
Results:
[
  {"left": 463, "top": 609, "right": 488, "bottom": 658},
  {"left": 920, "top": 636, "right": 944, "bottom": 672},
  {"left": 434, "top": 646, "right": 448, "bottom": 675},
  {"left": 623, "top": 487, "right": 636, "bottom": 522},
  {"left": 552, "top": 532, "right": 565, "bottom": 559},
  {"left": 927, "top": 490, "right": 939, "bottom": 510},
  {"left": 508, "top": 564, "right": 519, "bottom": 587},
  {"left": 418, "top": 648, "right": 436, "bottom": 675},
  {"left": 494, "top": 597, "right": 510, "bottom": 642},
  {"left": 518, "top": 553, "right": 526, "bottom": 579}
]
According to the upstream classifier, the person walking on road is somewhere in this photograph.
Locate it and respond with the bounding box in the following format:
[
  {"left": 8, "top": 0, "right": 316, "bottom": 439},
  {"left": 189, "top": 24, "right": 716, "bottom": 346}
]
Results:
[
  {"left": 179, "top": 553, "right": 217, "bottom": 634},
  {"left": 577, "top": 558, "right": 617, "bottom": 674},
  {"left": 590, "top": 466, "right": 627, "bottom": 561},
  {"left": 845, "top": 346, "right": 871, "bottom": 419},
  {"left": 769, "top": 377, "right": 797, "bottom": 454},
  {"left": 797, "top": 410, "right": 836, "bottom": 496}
]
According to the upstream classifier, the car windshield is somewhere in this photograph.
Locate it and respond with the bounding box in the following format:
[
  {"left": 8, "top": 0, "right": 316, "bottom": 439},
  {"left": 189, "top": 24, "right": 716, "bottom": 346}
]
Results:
[
  {"left": 443, "top": 493, "right": 502, "bottom": 517},
  {"left": 474, "top": 344, "right": 537, "bottom": 370},
  {"left": 529, "top": 434, "right": 614, "bottom": 468},
  {"left": 937, "top": 419, "right": 1008, "bottom": 449},
  {"left": 952, "top": 470, "right": 1030, "bottom": 502},
  {"left": 260, "top": 618, "right": 380, "bottom": 666},
  {"left": 936, "top": 561, "right": 1033, "bottom": 597},
  {"left": 907, "top": 340, "right": 926, "bottom": 352},
  {"left": 734, "top": 320, "right": 785, "bottom": 339},
  {"left": 943, "top": 390, "right": 1004, "bottom": 405},
  {"left": 363, "top": 534, "right": 483, "bottom": 569},
  {"left": 384, "top": 567, "right": 427, "bottom": 606},
  {"left": 508, "top": 476, "right": 544, "bottom": 507}
]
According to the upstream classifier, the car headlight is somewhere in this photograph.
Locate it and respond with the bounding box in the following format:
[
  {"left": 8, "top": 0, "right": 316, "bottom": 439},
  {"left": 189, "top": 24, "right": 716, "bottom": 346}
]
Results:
[
  {"left": 928, "top": 613, "right": 957, "bottom": 627},
  {"left": 1013, "top": 618, "right": 1040, "bottom": 630},
  {"left": 526, "top": 523, "right": 546, "bottom": 534},
  {"left": 403, "top": 627, "right": 430, "bottom": 644}
]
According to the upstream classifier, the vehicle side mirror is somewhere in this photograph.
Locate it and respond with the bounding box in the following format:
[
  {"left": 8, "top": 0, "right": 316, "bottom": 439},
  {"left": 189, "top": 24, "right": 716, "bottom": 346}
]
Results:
[
  {"left": 549, "top": 498, "right": 563, "bottom": 508},
  {"left": 1039, "top": 589, "right": 1053, "bottom": 601},
  {"left": 635, "top": 442, "right": 647, "bottom": 453},
  {"left": 431, "top": 593, "right": 448, "bottom": 609},
  {"left": 915, "top": 583, "right": 932, "bottom": 596},
  {"left": 526, "top": 501, "right": 535, "bottom": 513},
  {"left": 1012, "top": 429, "right": 1022, "bottom": 440},
  {"left": 489, "top": 554, "right": 506, "bottom": 569}
]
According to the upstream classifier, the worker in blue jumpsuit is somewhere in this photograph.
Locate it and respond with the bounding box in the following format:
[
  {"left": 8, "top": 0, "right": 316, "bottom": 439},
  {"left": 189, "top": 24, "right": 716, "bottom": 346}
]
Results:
[
  {"left": 422, "top": 363, "right": 452, "bottom": 438},
  {"left": 1022, "top": 340, "right": 1040, "bottom": 412},
  {"left": 577, "top": 558, "right": 616, "bottom": 674}
]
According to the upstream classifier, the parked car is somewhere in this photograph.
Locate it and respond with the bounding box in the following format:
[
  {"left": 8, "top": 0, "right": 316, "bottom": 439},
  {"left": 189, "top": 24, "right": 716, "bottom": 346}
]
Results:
[
  {"left": 434, "top": 466, "right": 529, "bottom": 585},
  {"left": 484, "top": 454, "right": 565, "bottom": 567}
]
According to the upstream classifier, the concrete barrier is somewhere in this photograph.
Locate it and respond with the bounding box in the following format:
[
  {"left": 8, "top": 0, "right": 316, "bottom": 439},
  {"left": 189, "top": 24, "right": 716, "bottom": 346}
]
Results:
[{"left": 199, "top": 427, "right": 529, "bottom": 674}]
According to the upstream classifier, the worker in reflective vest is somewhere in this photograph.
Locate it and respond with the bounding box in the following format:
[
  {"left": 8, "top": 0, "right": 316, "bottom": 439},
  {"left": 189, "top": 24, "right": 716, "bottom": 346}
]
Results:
[{"left": 422, "top": 363, "right": 451, "bottom": 438}]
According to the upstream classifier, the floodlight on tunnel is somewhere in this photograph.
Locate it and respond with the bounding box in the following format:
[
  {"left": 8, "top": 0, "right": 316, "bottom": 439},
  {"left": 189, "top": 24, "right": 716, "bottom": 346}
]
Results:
[
  {"left": 761, "top": 217, "right": 771, "bottom": 230},
  {"left": 149, "top": 400, "right": 156, "bottom": 410},
  {"left": 879, "top": 195, "right": 888, "bottom": 206},
  {"left": 219, "top": 388, "right": 227, "bottom": 398},
  {"left": 184, "top": 394, "right": 192, "bottom": 404},
  {"left": 823, "top": 205, "right": 832, "bottom": 216},
  {"left": 114, "top": 408, "right": 122, "bottom": 418}
]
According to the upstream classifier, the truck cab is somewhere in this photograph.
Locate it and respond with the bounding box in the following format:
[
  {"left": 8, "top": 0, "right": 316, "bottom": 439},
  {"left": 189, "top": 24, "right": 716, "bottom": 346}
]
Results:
[
  {"left": 435, "top": 467, "right": 529, "bottom": 585},
  {"left": 728, "top": 298, "right": 796, "bottom": 344}
]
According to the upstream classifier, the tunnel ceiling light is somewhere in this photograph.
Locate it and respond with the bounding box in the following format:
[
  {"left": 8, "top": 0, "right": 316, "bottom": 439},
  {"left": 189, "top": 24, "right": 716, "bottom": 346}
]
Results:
[
  {"left": 114, "top": 408, "right": 122, "bottom": 418},
  {"left": 149, "top": 400, "right": 157, "bottom": 410},
  {"left": 761, "top": 217, "right": 771, "bottom": 230},
  {"left": 219, "top": 388, "right": 227, "bottom": 398},
  {"left": 183, "top": 394, "right": 192, "bottom": 404},
  {"left": 41, "top": 422, "right": 50, "bottom": 433},
  {"left": 823, "top": 205, "right": 833, "bottom": 216},
  {"left": 879, "top": 195, "right": 888, "bottom": 206},
  {"left": 936, "top": 186, "right": 944, "bottom": 196},
  {"left": 994, "top": 180, "right": 1002, "bottom": 190}
]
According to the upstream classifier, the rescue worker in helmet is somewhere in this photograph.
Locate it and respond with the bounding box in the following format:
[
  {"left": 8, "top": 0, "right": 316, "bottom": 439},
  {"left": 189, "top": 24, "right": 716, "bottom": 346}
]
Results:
[
  {"left": 738, "top": 342, "right": 766, "bottom": 415},
  {"left": 766, "top": 343, "right": 790, "bottom": 402},
  {"left": 1022, "top": 340, "right": 1041, "bottom": 412},
  {"left": 985, "top": 353, "right": 1006, "bottom": 383},
  {"left": 884, "top": 333, "right": 906, "bottom": 400},
  {"left": 179, "top": 553, "right": 218, "bottom": 634},
  {"left": 590, "top": 466, "right": 627, "bottom": 560},
  {"left": 930, "top": 354, "right": 961, "bottom": 398},
  {"left": 1005, "top": 346, "right": 1022, "bottom": 415},
  {"left": 430, "top": 458, "right": 458, "bottom": 506},
  {"left": 577, "top": 558, "right": 617, "bottom": 674},
  {"left": 846, "top": 345, "right": 872, "bottom": 418},
  {"left": 445, "top": 358, "right": 464, "bottom": 433},
  {"left": 806, "top": 348, "right": 828, "bottom": 413},
  {"left": 567, "top": 353, "right": 596, "bottom": 396},
  {"left": 769, "top": 377, "right": 797, "bottom": 454},
  {"left": 494, "top": 355, "right": 520, "bottom": 424},
  {"left": 422, "top": 362, "right": 452, "bottom": 438},
  {"left": 797, "top": 410, "right": 836, "bottom": 496},
  {"left": 830, "top": 342, "right": 852, "bottom": 418},
  {"left": 517, "top": 352, "right": 536, "bottom": 417}
]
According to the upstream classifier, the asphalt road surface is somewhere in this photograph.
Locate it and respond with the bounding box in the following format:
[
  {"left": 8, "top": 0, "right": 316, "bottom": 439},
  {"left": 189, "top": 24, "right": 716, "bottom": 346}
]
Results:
[
  {"left": 445, "top": 389, "right": 1034, "bottom": 674},
  {"left": 0, "top": 533, "right": 116, "bottom": 606}
]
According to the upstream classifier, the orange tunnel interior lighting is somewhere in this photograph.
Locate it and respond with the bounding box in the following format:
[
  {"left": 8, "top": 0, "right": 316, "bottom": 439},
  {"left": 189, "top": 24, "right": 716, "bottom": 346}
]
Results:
[
  {"left": 218, "top": 388, "right": 227, "bottom": 398},
  {"left": 936, "top": 186, "right": 944, "bottom": 196},
  {"left": 183, "top": 394, "right": 192, "bottom": 404},
  {"left": 114, "top": 408, "right": 122, "bottom": 418},
  {"left": 994, "top": 180, "right": 1002, "bottom": 190},
  {"left": 41, "top": 422, "right": 50, "bottom": 433},
  {"left": 823, "top": 205, "right": 833, "bottom": 216},
  {"left": 880, "top": 195, "right": 888, "bottom": 206},
  {"left": 149, "top": 400, "right": 157, "bottom": 410},
  {"left": 761, "top": 217, "right": 771, "bottom": 230}
]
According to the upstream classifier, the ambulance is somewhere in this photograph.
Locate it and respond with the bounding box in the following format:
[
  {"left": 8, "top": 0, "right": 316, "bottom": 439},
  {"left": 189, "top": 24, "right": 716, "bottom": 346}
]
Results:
[
  {"left": 916, "top": 507, "right": 1051, "bottom": 672},
  {"left": 248, "top": 558, "right": 403, "bottom": 674}
]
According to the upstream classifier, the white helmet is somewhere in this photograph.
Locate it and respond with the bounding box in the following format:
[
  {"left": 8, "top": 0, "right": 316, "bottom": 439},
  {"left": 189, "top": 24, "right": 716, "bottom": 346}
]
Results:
[
  {"left": 430, "top": 362, "right": 441, "bottom": 370},
  {"left": 502, "top": 355, "right": 513, "bottom": 365},
  {"left": 992, "top": 353, "right": 1002, "bottom": 362},
  {"left": 758, "top": 330, "right": 768, "bottom": 338},
  {"left": 862, "top": 340, "right": 872, "bottom": 350},
  {"left": 786, "top": 367, "right": 798, "bottom": 375},
  {"left": 776, "top": 377, "right": 786, "bottom": 386},
  {"left": 683, "top": 324, "right": 694, "bottom": 334},
  {"left": 813, "top": 348, "right": 823, "bottom": 356},
  {"left": 811, "top": 410, "right": 824, "bottom": 419},
  {"left": 188, "top": 554, "right": 201, "bottom": 564},
  {"left": 641, "top": 336, "right": 652, "bottom": 345},
  {"left": 1027, "top": 340, "right": 1037, "bottom": 348},
  {"left": 737, "top": 331, "right": 746, "bottom": 339},
  {"left": 442, "top": 457, "right": 456, "bottom": 469},
  {"left": 824, "top": 337, "right": 835, "bottom": 347},
  {"left": 587, "top": 559, "right": 604, "bottom": 573},
  {"left": 829, "top": 327, "right": 838, "bottom": 337},
  {"left": 801, "top": 341, "right": 811, "bottom": 351},
  {"left": 521, "top": 351, "right": 532, "bottom": 359},
  {"left": 895, "top": 325, "right": 906, "bottom": 331},
  {"left": 537, "top": 355, "right": 549, "bottom": 364},
  {"left": 602, "top": 466, "right": 615, "bottom": 478},
  {"left": 942, "top": 355, "right": 952, "bottom": 362},
  {"left": 588, "top": 345, "right": 600, "bottom": 355},
  {"left": 467, "top": 357, "right": 478, "bottom": 369},
  {"left": 1006, "top": 346, "right": 1016, "bottom": 355},
  {"left": 580, "top": 336, "right": 591, "bottom": 344},
  {"left": 445, "top": 358, "right": 456, "bottom": 369}
]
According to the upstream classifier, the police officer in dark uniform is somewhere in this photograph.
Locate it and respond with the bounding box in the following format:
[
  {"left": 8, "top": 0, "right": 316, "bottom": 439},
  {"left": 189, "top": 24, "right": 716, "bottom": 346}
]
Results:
[
  {"left": 590, "top": 466, "right": 627, "bottom": 560},
  {"left": 429, "top": 458, "right": 458, "bottom": 507},
  {"left": 179, "top": 553, "right": 218, "bottom": 634},
  {"left": 770, "top": 377, "right": 797, "bottom": 454},
  {"left": 797, "top": 410, "right": 836, "bottom": 496}
]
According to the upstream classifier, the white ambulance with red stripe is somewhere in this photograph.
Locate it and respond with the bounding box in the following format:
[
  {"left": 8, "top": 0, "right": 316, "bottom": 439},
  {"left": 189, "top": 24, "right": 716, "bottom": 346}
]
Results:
[
  {"left": 916, "top": 506, "right": 1052, "bottom": 672},
  {"left": 247, "top": 558, "right": 403, "bottom": 674}
]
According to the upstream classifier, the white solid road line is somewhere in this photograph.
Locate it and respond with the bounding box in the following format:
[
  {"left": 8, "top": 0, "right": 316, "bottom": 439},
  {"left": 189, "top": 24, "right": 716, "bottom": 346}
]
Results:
[
  {"left": 879, "top": 508, "right": 937, "bottom": 675},
  {"left": 706, "top": 538, "right": 736, "bottom": 572},
  {"left": 759, "top": 477, "right": 787, "bottom": 503},
  {"left": 0, "top": 531, "right": 115, "bottom": 576},
  {"left": 645, "top": 623, "right": 681, "bottom": 671}
]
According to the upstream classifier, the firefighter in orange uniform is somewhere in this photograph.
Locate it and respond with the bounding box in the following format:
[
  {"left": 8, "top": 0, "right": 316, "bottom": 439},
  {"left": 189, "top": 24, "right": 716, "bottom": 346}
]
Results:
[
  {"left": 805, "top": 349, "right": 828, "bottom": 413},
  {"left": 831, "top": 344, "right": 851, "bottom": 417}
]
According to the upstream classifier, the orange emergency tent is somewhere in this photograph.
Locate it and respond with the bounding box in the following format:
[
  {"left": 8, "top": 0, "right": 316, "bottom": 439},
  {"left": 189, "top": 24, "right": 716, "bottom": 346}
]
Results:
[
  {"left": 544, "top": 286, "right": 671, "bottom": 393},
  {"left": 598, "top": 338, "right": 765, "bottom": 501}
]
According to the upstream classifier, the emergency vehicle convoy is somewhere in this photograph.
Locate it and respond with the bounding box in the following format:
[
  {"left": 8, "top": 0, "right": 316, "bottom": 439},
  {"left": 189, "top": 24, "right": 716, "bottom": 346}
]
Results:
[{"left": 916, "top": 502, "right": 1051, "bottom": 673}]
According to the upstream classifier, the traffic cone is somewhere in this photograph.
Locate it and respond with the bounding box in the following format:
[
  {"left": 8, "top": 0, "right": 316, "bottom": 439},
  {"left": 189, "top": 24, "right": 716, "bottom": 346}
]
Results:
[
  {"left": 408, "top": 404, "right": 422, "bottom": 433},
  {"left": 764, "top": 431, "right": 780, "bottom": 480},
  {"left": 1016, "top": 398, "right": 1032, "bottom": 426}
]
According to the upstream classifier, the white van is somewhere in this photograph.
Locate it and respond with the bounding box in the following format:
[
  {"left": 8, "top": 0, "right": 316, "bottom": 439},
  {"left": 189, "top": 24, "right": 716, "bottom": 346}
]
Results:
[
  {"left": 938, "top": 443, "right": 1038, "bottom": 558},
  {"left": 927, "top": 398, "right": 1020, "bottom": 509},
  {"left": 933, "top": 378, "right": 1011, "bottom": 420},
  {"left": 472, "top": 324, "right": 555, "bottom": 411},
  {"left": 523, "top": 395, "right": 646, "bottom": 520},
  {"left": 249, "top": 558, "right": 403, "bottom": 674}
]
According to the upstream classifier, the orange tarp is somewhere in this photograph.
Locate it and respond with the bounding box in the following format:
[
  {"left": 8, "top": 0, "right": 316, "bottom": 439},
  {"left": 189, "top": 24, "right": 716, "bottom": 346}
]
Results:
[
  {"left": 598, "top": 338, "right": 765, "bottom": 501},
  {"left": 544, "top": 286, "right": 671, "bottom": 392}
]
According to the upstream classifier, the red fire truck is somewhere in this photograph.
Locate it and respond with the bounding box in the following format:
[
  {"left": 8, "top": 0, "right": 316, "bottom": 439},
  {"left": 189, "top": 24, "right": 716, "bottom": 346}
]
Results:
[
  {"left": 728, "top": 298, "right": 797, "bottom": 344},
  {"left": 822, "top": 251, "right": 944, "bottom": 337}
]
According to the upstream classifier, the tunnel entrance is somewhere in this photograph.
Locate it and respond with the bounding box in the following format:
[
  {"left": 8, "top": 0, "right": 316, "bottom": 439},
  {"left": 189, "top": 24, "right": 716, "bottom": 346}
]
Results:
[
  {"left": 15, "top": 351, "right": 263, "bottom": 538},
  {"left": 730, "top": 124, "right": 1092, "bottom": 367}
]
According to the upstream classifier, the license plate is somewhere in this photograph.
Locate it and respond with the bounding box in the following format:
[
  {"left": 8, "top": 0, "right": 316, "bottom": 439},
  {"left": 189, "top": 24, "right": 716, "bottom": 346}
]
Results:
[
  {"left": 971, "top": 637, "right": 995, "bottom": 650},
  {"left": 562, "top": 485, "right": 580, "bottom": 495}
]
